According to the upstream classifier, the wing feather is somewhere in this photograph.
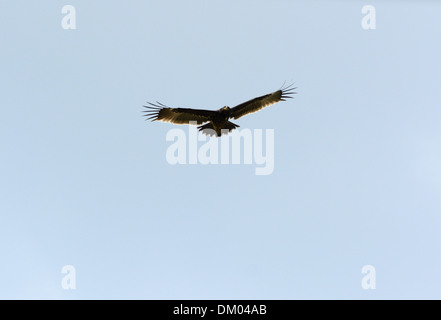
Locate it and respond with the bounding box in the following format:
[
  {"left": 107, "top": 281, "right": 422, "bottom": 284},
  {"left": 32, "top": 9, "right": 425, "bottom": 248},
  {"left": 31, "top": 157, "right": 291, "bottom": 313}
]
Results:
[
  {"left": 229, "top": 83, "right": 296, "bottom": 120},
  {"left": 143, "top": 102, "right": 215, "bottom": 125}
]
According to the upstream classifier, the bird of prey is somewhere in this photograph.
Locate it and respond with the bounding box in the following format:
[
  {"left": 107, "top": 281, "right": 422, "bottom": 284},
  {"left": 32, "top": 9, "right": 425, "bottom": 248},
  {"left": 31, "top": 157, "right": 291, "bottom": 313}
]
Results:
[{"left": 143, "top": 83, "right": 296, "bottom": 137}]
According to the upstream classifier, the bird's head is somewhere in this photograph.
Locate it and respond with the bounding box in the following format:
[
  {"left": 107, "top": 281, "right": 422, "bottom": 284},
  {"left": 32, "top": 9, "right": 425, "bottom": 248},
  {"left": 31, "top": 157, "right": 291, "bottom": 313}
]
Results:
[{"left": 218, "top": 106, "right": 231, "bottom": 117}]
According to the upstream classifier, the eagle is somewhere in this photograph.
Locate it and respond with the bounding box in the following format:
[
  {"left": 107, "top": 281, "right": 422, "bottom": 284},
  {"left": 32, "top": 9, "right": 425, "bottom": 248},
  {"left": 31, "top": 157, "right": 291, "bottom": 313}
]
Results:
[{"left": 143, "top": 84, "right": 296, "bottom": 137}]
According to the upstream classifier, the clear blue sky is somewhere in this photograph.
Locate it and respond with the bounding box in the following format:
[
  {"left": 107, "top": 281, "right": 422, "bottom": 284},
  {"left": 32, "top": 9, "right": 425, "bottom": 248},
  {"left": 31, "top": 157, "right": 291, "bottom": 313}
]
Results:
[{"left": 1, "top": 0, "right": 441, "bottom": 299}]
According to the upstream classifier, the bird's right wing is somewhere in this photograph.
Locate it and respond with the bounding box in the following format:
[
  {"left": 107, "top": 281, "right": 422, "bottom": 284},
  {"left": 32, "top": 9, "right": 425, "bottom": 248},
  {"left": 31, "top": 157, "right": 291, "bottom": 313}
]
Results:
[
  {"left": 229, "top": 83, "right": 296, "bottom": 120},
  {"left": 143, "top": 102, "right": 216, "bottom": 125}
]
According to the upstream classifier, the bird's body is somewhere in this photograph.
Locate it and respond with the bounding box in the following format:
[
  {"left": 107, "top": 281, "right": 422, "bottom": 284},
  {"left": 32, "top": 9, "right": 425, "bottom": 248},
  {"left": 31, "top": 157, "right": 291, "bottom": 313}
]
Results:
[
  {"left": 143, "top": 84, "right": 296, "bottom": 137},
  {"left": 196, "top": 106, "right": 239, "bottom": 136}
]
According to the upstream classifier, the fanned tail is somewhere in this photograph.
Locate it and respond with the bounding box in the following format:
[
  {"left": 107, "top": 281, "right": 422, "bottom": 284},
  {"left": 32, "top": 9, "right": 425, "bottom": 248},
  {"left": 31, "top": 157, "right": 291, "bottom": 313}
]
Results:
[{"left": 198, "top": 121, "right": 240, "bottom": 137}]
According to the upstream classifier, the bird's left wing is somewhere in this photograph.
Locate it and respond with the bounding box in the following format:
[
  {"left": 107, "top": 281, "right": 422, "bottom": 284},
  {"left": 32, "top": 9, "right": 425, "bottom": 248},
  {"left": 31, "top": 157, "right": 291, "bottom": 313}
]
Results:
[
  {"left": 229, "top": 84, "right": 296, "bottom": 120},
  {"left": 143, "top": 102, "right": 216, "bottom": 125}
]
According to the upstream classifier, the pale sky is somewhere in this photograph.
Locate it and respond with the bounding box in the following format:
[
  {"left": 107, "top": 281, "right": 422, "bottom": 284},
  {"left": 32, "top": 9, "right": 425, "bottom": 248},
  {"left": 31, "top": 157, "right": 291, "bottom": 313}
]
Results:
[{"left": 1, "top": 0, "right": 441, "bottom": 299}]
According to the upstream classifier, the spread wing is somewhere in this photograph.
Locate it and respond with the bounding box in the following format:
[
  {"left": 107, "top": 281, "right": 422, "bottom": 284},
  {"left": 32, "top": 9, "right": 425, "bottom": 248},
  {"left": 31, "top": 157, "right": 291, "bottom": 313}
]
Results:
[
  {"left": 229, "top": 83, "right": 296, "bottom": 120},
  {"left": 143, "top": 102, "right": 216, "bottom": 125}
]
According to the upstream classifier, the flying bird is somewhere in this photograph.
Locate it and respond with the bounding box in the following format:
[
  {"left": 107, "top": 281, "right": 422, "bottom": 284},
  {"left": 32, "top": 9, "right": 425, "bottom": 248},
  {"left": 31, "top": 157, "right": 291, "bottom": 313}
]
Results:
[{"left": 143, "top": 83, "right": 296, "bottom": 137}]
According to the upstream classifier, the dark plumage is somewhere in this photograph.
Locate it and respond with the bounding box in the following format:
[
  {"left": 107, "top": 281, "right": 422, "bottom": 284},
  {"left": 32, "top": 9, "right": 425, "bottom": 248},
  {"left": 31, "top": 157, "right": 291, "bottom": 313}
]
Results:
[{"left": 143, "top": 84, "right": 296, "bottom": 137}]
